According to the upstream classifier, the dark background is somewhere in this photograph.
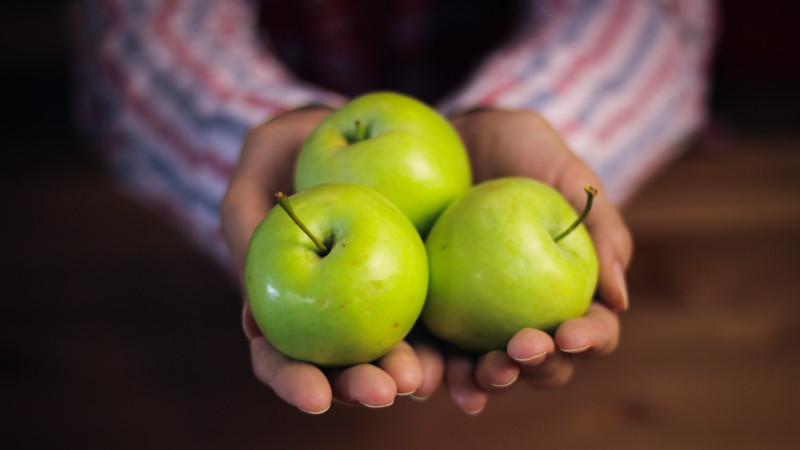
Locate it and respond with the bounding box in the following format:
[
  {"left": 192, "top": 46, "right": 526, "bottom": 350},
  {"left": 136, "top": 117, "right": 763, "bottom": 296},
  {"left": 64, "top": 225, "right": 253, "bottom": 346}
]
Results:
[{"left": 2, "top": 1, "right": 800, "bottom": 449}]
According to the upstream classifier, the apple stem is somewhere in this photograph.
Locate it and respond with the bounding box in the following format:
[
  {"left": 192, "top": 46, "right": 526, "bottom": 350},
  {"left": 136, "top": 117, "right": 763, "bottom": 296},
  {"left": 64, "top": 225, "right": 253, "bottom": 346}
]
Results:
[
  {"left": 354, "top": 120, "right": 367, "bottom": 141},
  {"left": 274, "top": 192, "right": 329, "bottom": 254},
  {"left": 554, "top": 186, "right": 598, "bottom": 243}
]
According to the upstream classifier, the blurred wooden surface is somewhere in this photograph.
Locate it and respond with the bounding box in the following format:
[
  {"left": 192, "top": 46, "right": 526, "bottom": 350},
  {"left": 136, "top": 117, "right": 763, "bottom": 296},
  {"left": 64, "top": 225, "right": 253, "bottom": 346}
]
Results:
[{"left": 2, "top": 137, "right": 800, "bottom": 450}]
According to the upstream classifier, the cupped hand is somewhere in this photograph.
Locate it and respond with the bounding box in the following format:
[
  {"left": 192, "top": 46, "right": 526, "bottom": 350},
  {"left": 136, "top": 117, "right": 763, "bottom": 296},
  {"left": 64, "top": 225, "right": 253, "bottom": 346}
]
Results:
[
  {"left": 220, "top": 107, "right": 443, "bottom": 413},
  {"left": 221, "top": 106, "right": 632, "bottom": 415},
  {"left": 442, "top": 109, "right": 634, "bottom": 414}
]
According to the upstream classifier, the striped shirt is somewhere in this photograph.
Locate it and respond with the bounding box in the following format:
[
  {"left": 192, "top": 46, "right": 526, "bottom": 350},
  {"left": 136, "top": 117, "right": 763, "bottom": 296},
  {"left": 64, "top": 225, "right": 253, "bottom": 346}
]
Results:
[{"left": 71, "top": 0, "right": 717, "bottom": 270}]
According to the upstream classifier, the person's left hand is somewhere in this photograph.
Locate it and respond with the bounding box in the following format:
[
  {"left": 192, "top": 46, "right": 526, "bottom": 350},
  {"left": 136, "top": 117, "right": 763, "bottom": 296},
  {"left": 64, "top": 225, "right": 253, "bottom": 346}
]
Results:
[{"left": 432, "top": 108, "right": 633, "bottom": 414}]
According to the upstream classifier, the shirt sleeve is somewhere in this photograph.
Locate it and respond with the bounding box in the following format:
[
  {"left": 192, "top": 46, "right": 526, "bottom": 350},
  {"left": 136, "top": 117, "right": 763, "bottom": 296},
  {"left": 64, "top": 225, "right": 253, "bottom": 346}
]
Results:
[
  {"left": 438, "top": 0, "right": 718, "bottom": 204},
  {"left": 71, "top": 0, "right": 346, "bottom": 271}
]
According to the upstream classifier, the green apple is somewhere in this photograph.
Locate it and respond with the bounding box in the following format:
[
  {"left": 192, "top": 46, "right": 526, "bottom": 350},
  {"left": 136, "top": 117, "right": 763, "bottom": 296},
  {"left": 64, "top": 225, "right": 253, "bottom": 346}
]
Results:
[
  {"left": 244, "top": 183, "right": 428, "bottom": 367},
  {"left": 422, "top": 178, "right": 599, "bottom": 352},
  {"left": 294, "top": 92, "right": 472, "bottom": 236}
]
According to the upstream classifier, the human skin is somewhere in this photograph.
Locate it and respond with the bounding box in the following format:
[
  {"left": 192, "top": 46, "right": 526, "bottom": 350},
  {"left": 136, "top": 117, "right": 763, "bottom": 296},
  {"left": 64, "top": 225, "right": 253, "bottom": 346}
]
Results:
[
  {"left": 244, "top": 183, "right": 428, "bottom": 367},
  {"left": 220, "top": 106, "right": 632, "bottom": 414},
  {"left": 423, "top": 177, "right": 599, "bottom": 352},
  {"left": 444, "top": 109, "right": 631, "bottom": 413}
]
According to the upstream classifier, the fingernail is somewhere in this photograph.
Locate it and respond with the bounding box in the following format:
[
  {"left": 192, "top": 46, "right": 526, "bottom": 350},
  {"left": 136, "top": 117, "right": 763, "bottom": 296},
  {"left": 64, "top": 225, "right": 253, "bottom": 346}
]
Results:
[
  {"left": 465, "top": 406, "right": 485, "bottom": 416},
  {"left": 397, "top": 389, "right": 417, "bottom": 397},
  {"left": 299, "top": 403, "right": 331, "bottom": 415},
  {"left": 242, "top": 307, "right": 255, "bottom": 339},
  {"left": 614, "top": 261, "right": 629, "bottom": 311},
  {"left": 451, "top": 391, "right": 485, "bottom": 415},
  {"left": 242, "top": 305, "right": 262, "bottom": 340},
  {"left": 359, "top": 399, "right": 395, "bottom": 409},
  {"left": 489, "top": 373, "right": 519, "bottom": 389},
  {"left": 512, "top": 350, "right": 547, "bottom": 364},
  {"left": 560, "top": 345, "right": 591, "bottom": 354},
  {"left": 410, "top": 394, "right": 430, "bottom": 402}
]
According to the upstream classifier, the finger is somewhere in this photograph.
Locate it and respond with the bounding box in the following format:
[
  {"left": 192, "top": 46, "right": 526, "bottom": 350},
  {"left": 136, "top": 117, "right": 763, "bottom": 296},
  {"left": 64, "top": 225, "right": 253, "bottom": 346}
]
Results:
[
  {"left": 594, "top": 216, "right": 633, "bottom": 312},
  {"left": 409, "top": 340, "right": 444, "bottom": 401},
  {"left": 451, "top": 110, "right": 632, "bottom": 311},
  {"left": 220, "top": 108, "right": 332, "bottom": 279},
  {"left": 242, "top": 302, "right": 263, "bottom": 339},
  {"left": 250, "top": 336, "right": 332, "bottom": 414},
  {"left": 554, "top": 302, "right": 620, "bottom": 357},
  {"left": 444, "top": 349, "right": 488, "bottom": 415},
  {"left": 234, "top": 107, "right": 333, "bottom": 190},
  {"left": 507, "top": 328, "right": 572, "bottom": 389},
  {"left": 475, "top": 350, "right": 520, "bottom": 391},
  {"left": 376, "top": 341, "right": 424, "bottom": 396},
  {"left": 329, "top": 364, "right": 397, "bottom": 409},
  {"left": 556, "top": 162, "right": 633, "bottom": 311},
  {"left": 588, "top": 192, "right": 632, "bottom": 312},
  {"left": 519, "top": 349, "right": 575, "bottom": 389},
  {"left": 506, "top": 328, "right": 555, "bottom": 366},
  {"left": 220, "top": 179, "right": 271, "bottom": 279}
]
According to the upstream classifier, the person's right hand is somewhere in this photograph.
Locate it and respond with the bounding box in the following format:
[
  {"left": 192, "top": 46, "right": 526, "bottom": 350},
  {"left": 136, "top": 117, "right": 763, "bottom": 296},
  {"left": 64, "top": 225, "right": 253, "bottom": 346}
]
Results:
[{"left": 220, "top": 107, "right": 444, "bottom": 414}]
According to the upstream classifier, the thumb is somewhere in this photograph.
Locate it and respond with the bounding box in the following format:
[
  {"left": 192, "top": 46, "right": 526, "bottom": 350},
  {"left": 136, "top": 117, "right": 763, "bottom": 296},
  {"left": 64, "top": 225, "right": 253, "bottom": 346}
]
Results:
[
  {"left": 585, "top": 189, "right": 633, "bottom": 311},
  {"left": 557, "top": 164, "right": 633, "bottom": 311}
]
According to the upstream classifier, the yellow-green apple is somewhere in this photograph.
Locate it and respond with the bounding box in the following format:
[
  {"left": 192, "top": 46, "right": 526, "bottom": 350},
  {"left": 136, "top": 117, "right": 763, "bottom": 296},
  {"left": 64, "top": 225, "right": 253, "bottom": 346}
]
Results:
[
  {"left": 422, "top": 178, "right": 599, "bottom": 352},
  {"left": 245, "top": 183, "right": 429, "bottom": 366},
  {"left": 294, "top": 92, "right": 472, "bottom": 236}
]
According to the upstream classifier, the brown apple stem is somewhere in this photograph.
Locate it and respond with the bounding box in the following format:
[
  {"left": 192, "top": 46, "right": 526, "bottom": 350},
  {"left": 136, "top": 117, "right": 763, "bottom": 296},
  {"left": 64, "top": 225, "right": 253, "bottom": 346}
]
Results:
[
  {"left": 274, "top": 192, "right": 328, "bottom": 253},
  {"left": 554, "top": 185, "right": 597, "bottom": 243},
  {"left": 354, "top": 120, "right": 367, "bottom": 141}
]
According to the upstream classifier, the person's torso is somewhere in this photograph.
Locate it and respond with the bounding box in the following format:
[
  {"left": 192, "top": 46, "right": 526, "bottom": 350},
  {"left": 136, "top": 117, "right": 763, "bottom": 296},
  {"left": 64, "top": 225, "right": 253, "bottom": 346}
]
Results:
[{"left": 259, "top": 0, "right": 528, "bottom": 103}]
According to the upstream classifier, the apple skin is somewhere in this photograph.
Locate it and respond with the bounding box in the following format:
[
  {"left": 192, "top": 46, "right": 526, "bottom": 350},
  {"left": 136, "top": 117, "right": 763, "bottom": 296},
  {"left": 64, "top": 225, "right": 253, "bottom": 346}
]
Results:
[
  {"left": 294, "top": 92, "right": 472, "bottom": 236},
  {"left": 244, "top": 183, "right": 428, "bottom": 367},
  {"left": 422, "top": 178, "right": 599, "bottom": 353}
]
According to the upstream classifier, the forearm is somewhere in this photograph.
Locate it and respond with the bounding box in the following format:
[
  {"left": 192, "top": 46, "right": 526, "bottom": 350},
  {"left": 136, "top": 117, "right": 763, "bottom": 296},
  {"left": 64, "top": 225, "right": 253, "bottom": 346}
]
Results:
[
  {"left": 71, "top": 0, "right": 345, "bottom": 271},
  {"left": 440, "top": 0, "right": 717, "bottom": 204}
]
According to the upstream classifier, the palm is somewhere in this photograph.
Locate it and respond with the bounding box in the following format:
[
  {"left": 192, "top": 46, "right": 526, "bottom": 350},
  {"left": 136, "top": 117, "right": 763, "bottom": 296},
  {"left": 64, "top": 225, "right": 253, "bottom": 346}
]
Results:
[
  {"left": 438, "top": 109, "right": 633, "bottom": 412},
  {"left": 224, "top": 108, "right": 438, "bottom": 414},
  {"left": 223, "top": 107, "right": 632, "bottom": 415}
]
